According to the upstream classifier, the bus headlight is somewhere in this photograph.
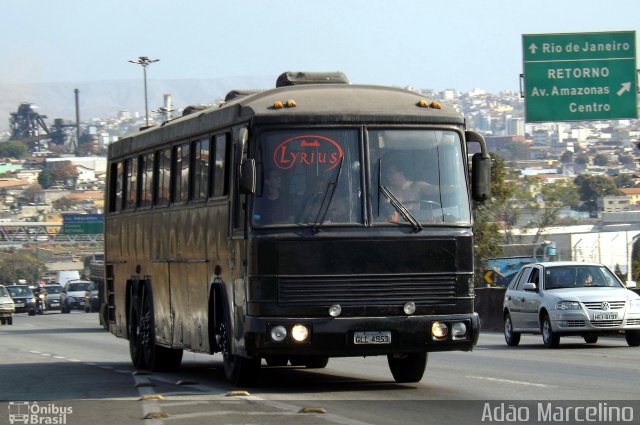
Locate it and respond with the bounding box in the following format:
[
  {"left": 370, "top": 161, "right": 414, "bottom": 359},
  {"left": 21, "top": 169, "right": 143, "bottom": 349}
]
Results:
[
  {"left": 451, "top": 322, "right": 468, "bottom": 339},
  {"left": 432, "top": 322, "right": 448, "bottom": 340},
  {"left": 270, "top": 325, "right": 287, "bottom": 342},
  {"left": 291, "top": 324, "right": 310, "bottom": 342}
]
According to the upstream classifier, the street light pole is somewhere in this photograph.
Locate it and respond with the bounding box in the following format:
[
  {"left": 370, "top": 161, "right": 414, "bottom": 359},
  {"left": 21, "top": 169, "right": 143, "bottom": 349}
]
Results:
[{"left": 128, "top": 56, "right": 159, "bottom": 127}]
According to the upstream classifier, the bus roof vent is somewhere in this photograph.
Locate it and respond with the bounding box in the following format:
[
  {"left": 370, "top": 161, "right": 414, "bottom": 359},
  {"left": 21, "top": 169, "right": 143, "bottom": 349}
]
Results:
[
  {"left": 276, "top": 71, "right": 349, "bottom": 88},
  {"left": 224, "top": 89, "right": 263, "bottom": 102},
  {"left": 182, "top": 104, "right": 210, "bottom": 116}
]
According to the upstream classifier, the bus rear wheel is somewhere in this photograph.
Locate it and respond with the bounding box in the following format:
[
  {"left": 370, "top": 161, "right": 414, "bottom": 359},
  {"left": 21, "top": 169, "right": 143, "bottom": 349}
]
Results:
[
  {"left": 387, "top": 353, "right": 427, "bottom": 383},
  {"left": 129, "top": 291, "right": 182, "bottom": 371}
]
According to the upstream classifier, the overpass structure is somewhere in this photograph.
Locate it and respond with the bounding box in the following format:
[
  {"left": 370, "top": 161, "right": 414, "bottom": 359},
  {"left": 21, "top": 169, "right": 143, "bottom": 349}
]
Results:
[{"left": 0, "top": 221, "right": 103, "bottom": 245}]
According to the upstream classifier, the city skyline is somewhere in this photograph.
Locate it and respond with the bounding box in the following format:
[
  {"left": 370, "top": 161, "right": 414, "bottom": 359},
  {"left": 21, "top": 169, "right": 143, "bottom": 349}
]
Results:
[{"left": 2, "top": 0, "right": 639, "bottom": 93}]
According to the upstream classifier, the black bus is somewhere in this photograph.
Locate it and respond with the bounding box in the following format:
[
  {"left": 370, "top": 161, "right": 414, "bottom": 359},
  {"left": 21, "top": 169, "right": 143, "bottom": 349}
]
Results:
[{"left": 104, "top": 71, "right": 491, "bottom": 385}]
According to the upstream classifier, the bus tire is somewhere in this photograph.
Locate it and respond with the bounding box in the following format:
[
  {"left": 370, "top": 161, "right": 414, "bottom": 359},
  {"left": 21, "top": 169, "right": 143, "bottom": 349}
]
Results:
[
  {"left": 387, "top": 352, "right": 427, "bottom": 383},
  {"left": 130, "top": 287, "right": 183, "bottom": 372},
  {"left": 303, "top": 356, "right": 329, "bottom": 369},
  {"left": 264, "top": 356, "right": 288, "bottom": 367},
  {"left": 128, "top": 295, "right": 145, "bottom": 369},
  {"left": 217, "top": 313, "right": 259, "bottom": 386}
]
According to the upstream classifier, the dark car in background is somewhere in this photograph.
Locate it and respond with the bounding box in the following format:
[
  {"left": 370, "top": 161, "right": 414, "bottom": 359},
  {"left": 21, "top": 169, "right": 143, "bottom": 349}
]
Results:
[
  {"left": 43, "top": 284, "right": 63, "bottom": 311},
  {"left": 6, "top": 285, "right": 36, "bottom": 315}
]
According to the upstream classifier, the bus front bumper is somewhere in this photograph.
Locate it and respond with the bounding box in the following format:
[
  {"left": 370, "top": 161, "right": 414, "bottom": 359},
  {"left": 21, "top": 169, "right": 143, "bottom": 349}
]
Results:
[{"left": 243, "top": 313, "right": 479, "bottom": 357}]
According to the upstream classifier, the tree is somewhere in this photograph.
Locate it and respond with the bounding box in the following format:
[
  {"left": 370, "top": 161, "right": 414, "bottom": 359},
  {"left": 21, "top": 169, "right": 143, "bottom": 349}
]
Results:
[
  {"left": 526, "top": 179, "right": 580, "bottom": 244},
  {"left": 574, "top": 174, "right": 621, "bottom": 213},
  {"left": 22, "top": 183, "right": 44, "bottom": 203},
  {"left": 560, "top": 151, "right": 574, "bottom": 163},
  {"left": 0, "top": 251, "right": 47, "bottom": 285},
  {"left": 0, "top": 140, "right": 29, "bottom": 159},
  {"left": 472, "top": 154, "right": 515, "bottom": 284},
  {"left": 593, "top": 153, "right": 609, "bottom": 166},
  {"left": 38, "top": 169, "right": 56, "bottom": 189},
  {"left": 52, "top": 164, "right": 79, "bottom": 186}
]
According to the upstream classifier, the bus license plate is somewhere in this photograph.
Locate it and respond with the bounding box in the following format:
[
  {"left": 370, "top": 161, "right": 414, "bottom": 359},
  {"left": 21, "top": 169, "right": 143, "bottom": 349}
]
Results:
[{"left": 354, "top": 331, "right": 391, "bottom": 344}]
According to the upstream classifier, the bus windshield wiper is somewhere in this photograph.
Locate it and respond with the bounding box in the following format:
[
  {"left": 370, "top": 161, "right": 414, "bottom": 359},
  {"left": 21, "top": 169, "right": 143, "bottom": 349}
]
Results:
[
  {"left": 377, "top": 158, "right": 422, "bottom": 232},
  {"left": 312, "top": 157, "right": 344, "bottom": 233},
  {"left": 379, "top": 185, "right": 423, "bottom": 232}
]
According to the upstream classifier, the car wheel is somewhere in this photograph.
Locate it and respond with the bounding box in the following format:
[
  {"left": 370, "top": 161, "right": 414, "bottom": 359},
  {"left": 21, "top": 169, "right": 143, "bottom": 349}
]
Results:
[
  {"left": 504, "top": 312, "right": 521, "bottom": 346},
  {"left": 8, "top": 317, "right": 12, "bottom": 325},
  {"left": 541, "top": 314, "right": 560, "bottom": 348},
  {"left": 583, "top": 335, "right": 598, "bottom": 344},
  {"left": 626, "top": 330, "right": 640, "bottom": 347}
]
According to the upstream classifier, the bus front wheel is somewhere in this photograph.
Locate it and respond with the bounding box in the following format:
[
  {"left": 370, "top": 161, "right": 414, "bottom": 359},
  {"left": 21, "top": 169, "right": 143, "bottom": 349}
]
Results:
[
  {"left": 217, "top": 317, "right": 260, "bottom": 386},
  {"left": 387, "top": 352, "right": 427, "bottom": 383}
]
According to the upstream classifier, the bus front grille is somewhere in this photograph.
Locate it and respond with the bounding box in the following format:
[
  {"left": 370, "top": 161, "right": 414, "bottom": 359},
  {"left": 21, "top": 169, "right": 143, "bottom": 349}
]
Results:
[{"left": 278, "top": 275, "right": 457, "bottom": 306}]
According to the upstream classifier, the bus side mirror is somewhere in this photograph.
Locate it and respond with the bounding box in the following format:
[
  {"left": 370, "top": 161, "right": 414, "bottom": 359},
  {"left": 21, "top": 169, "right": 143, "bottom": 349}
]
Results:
[
  {"left": 466, "top": 130, "right": 491, "bottom": 202},
  {"left": 239, "top": 159, "right": 256, "bottom": 194},
  {"left": 472, "top": 153, "right": 491, "bottom": 202}
]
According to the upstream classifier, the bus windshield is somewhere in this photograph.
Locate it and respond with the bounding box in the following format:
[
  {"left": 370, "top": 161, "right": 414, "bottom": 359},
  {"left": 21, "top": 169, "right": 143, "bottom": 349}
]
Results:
[{"left": 252, "top": 128, "right": 470, "bottom": 227}]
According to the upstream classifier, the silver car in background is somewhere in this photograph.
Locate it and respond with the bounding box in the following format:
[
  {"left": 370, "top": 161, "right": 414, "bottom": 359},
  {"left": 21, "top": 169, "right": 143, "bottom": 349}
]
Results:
[{"left": 503, "top": 262, "right": 640, "bottom": 348}]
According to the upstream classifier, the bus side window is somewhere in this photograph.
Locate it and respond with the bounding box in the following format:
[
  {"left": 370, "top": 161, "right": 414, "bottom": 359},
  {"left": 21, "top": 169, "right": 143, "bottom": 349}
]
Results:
[
  {"left": 123, "top": 157, "right": 137, "bottom": 211},
  {"left": 139, "top": 152, "right": 153, "bottom": 208},
  {"left": 109, "top": 161, "right": 124, "bottom": 212},
  {"left": 172, "top": 143, "right": 190, "bottom": 204},
  {"left": 192, "top": 137, "right": 210, "bottom": 201},
  {"left": 211, "top": 134, "right": 230, "bottom": 198},
  {"left": 154, "top": 148, "right": 171, "bottom": 207}
]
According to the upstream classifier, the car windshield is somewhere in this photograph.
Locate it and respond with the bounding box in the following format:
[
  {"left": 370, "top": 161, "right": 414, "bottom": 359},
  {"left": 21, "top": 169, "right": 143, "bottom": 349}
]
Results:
[
  {"left": 45, "top": 286, "right": 62, "bottom": 294},
  {"left": 544, "top": 265, "right": 623, "bottom": 289},
  {"left": 67, "top": 282, "right": 89, "bottom": 291},
  {"left": 7, "top": 286, "right": 32, "bottom": 296},
  {"left": 0, "top": 286, "right": 9, "bottom": 297}
]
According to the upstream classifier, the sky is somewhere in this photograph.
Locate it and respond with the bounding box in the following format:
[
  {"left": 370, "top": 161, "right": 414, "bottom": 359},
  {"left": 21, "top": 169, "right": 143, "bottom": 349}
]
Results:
[{"left": 1, "top": 0, "right": 639, "bottom": 93}]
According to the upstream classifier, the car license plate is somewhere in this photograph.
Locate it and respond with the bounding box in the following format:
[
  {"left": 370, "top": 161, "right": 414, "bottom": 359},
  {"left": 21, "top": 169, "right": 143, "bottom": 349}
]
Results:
[
  {"left": 593, "top": 313, "right": 618, "bottom": 320},
  {"left": 51, "top": 301, "right": 59, "bottom": 305},
  {"left": 15, "top": 303, "right": 24, "bottom": 308},
  {"left": 354, "top": 331, "right": 391, "bottom": 344}
]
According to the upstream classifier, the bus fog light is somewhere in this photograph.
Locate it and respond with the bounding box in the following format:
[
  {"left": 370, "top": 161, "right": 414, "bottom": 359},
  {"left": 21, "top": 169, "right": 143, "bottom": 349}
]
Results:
[
  {"left": 403, "top": 302, "right": 416, "bottom": 315},
  {"left": 432, "top": 322, "right": 448, "bottom": 340},
  {"left": 329, "top": 304, "right": 342, "bottom": 317},
  {"left": 270, "top": 325, "right": 287, "bottom": 342},
  {"left": 291, "top": 324, "right": 309, "bottom": 342},
  {"left": 451, "top": 322, "right": 467, "bottom": 339}
]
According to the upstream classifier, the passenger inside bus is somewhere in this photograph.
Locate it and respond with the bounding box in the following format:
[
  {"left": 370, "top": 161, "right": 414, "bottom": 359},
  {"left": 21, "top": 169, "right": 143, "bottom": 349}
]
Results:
[
  {"left": 254, "top": 170, "right": 291, "bottom": 223},
  {"left": 385, "top": 162, "right": 436, "bottom": 203}
]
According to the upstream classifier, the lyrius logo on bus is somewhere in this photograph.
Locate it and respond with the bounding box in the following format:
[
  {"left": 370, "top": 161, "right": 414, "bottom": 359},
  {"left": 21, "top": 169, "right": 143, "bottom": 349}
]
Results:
[{"left": 273, "top": 135, "right": 343, "bottom": 171}]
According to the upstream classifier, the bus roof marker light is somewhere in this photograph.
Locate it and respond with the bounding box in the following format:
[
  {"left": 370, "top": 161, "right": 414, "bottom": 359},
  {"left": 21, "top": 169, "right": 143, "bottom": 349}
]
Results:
[
  {"left": 273, "top": 101, "right": 284, "bottom": 109},
  {"left": 285, "top": 99, "right": 297, "bottom": 108},
  {"left": 430, "top": 101, "right": 442, "bottom": 109},
  {"left": 329, "top": 304, "right": 341, "bottom": 317},
  {"left": 417, "top": 99, "right": 430, "bottom": 108}
]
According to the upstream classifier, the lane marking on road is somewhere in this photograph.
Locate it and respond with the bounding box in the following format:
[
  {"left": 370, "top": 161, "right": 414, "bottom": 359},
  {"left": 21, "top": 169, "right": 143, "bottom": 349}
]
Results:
[{"left": 466, "top": 375, "right": 557, "bottom": 388}]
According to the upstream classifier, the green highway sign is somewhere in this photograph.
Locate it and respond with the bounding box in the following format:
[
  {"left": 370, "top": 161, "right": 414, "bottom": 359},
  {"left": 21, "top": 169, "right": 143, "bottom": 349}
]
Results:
[{"left": 522, "top": 31, "right": 637, "bottom": 122}]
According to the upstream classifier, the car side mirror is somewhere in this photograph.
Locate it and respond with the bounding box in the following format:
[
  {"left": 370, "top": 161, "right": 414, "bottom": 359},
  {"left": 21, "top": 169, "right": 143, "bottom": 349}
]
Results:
[
  {"left": 626, "top": 280, "right": 637, "bottom": 288},
  {"left": 239, "top": 159, "right": 256, "bottom": 194},
  {"left": 523, "top": 282, "right": 538, "bottom": 292}
]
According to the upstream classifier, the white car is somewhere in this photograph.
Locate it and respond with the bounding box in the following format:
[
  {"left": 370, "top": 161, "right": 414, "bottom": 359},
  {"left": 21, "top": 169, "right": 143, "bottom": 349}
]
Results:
[
  {"left": 503, "top": 262, "right": 640, "bottom": 348},
  {"left": 0, "top": 285, "right": 16, "bottom": 325}
]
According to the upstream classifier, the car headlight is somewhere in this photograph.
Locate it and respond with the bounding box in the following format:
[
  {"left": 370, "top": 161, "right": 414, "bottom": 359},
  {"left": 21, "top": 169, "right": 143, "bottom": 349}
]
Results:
[
  {"left": 629, "top": 299, "right": 640, "bottom": 311},
  {"left": 67, "top": 296, "right": 76, "bottom": 302},
  {"left": 556, "top": 301, "right": 581, "bottom": 310}
]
